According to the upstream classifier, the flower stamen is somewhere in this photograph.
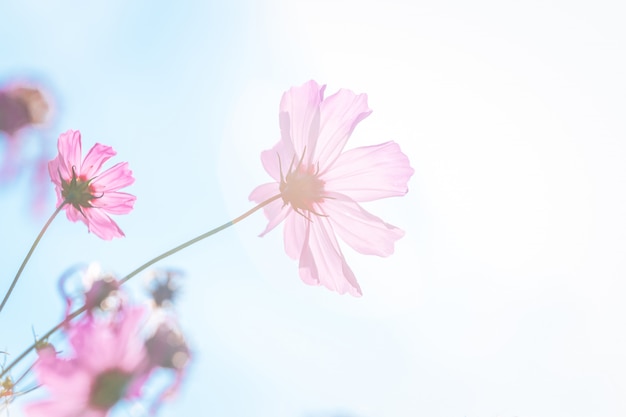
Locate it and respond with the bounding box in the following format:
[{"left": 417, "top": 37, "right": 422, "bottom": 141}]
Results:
[{"left": 278, "top": 151, "right": 326, "bottom": 215}]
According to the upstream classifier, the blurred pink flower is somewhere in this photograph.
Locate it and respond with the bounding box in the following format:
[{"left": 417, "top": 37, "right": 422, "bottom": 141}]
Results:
[
  {"left": 0, "top": 84, "right": 49, "bottom": 136},
  {"left": 49, "top": 130, "right": 136, "bottom": 240},
  {"left": 0, "top": 82, "right": 53, "bottom": 214},
  {"left": 249, "top": 80, "right": 413, "bottom": 296},
  {"left": 25, "top": 307, "right": 150, "bottom": 417}
]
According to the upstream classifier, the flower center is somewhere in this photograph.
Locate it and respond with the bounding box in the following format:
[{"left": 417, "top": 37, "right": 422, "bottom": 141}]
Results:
[
  {"left": 61, "top": 168, "right": 95, "bottom": 209},
  {"left": 89, "top": 369, "right": 132, "bottom": 410},
  {"left": 280, "top": 166, "right": 325, "bottom": 212}
]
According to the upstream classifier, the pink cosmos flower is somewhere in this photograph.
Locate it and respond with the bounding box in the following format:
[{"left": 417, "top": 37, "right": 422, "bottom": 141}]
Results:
[
  {"left": 249, "top": 80, "right": 414, "bottom": 296},
  {"left": 25, "top": 307, "right": 150, "bottom": 417},
  {"left": 48, "top": 130, "right": 136, "bottom": 240}
]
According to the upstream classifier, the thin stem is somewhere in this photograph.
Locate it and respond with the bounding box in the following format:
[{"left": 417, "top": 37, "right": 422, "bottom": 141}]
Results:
[
  {"left": 0, "top": 307, "right": 84, "bottom": 380},
  {"left": 0, "top": 202, "right": 66, "bottom": 314},
  {"left": 120, "top": 193, "right": 281, "bottom": 284},
  {"left": 0, "top": 194, "right": 282, "bottom": 379}
]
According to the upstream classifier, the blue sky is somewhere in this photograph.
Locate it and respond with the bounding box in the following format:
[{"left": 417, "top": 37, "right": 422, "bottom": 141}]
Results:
[{"left": 2, "top": 1, "right": 626, "bottom": 416}]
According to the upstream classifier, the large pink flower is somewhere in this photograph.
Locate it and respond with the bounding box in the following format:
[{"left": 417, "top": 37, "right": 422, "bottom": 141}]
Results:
[
  {"left": 48, "top": 130, "right": 135, "bottom": 240},
  {"left": 249, "top": 80, "right": 414, "bottom": 296},
  {"left": 25, "top": 307, "right": 150, "bottom": 417}
]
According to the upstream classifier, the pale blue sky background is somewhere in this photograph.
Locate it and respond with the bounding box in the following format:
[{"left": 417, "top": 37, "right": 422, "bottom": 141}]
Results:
[{"left": 2, "top": 1, "right": 626, "bottom": 416}]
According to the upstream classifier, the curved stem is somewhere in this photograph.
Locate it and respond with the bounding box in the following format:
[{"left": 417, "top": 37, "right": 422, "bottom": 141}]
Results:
[
  {"left": 0, "top": 202, "right": 66, "bottom": 314},
  {"left": 120, "top": 194, "right": 281, "bottom": 285},
  {"left": 0, "top": 194, "right": 281, "bottom": 379}
]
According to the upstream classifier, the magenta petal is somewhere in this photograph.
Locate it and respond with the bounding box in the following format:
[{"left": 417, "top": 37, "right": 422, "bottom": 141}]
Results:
[
  {"left": 299, "top": 215, "right": 362, "bottom": 296},
  {"left": 65, "top": 205, "right": 84, "bottom": 223},
  {"left": 91, "top": 161, "right": 134, "bottom": 191},
  {"left": 323, "top": 141, "right": 414, "bottom": 201},
  {"left": 57, "top": 130, "right": 82, "bottom": 175},
  {"left": 323, "top": 195, "right": 404, "bottom": 256},
  {"left": 82, "top": 208, "right": 125, "bottom": 240},
  {"left": 48, "top": 157, "right": 65, "bottom": 205},
  {"left": 279, "top": 80, "right": 325, "bottom": 161},
  {"left": 92, "top": 191, "right": 136, "bottom": 215},
  {"left": 47, "top": 156, "right": 63, "bottom": 186},
  {"left": 81, "top": 142, "right": 116, "bottom": 178},
  {"left": 315, "top": 88, "right": 371, "bottom": 171}
]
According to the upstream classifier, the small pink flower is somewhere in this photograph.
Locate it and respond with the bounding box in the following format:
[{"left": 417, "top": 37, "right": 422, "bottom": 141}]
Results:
[
  {"left": 25, "top": 307, "right": 150, "bottom": 417},
  {"left": 49, "top": 130, "right": 136, "bottom": 240},
  {"left": 249, "top": 80, "right": 414, "bottom": 296}
]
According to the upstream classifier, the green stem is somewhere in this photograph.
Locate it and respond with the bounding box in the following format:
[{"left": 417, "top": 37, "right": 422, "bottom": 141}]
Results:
[
  {"left": 0, "top": 307, "right": 85, "bottom": 380},
  {"left": 0, "top": 194, "right": 281, "bottom": 379},
  {"left": 120, "top": 194, "right": 281, "bottom": 285},
  {"left": 0, "top": 202, "right": 66, "bottom": 314}
]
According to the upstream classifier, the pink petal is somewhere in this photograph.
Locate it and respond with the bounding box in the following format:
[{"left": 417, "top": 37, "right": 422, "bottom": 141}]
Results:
[
  {"left": 70, "top": 320, "right": 108, "bottom": 372},
  {"left": 249, "top": 182, "right": 291, "bottom": 236},
  {"left": 35, "top": 357, "right": 87, "bottom": 397},
  {"left": 295, "top": 219, "right": 318, "bottom": 286},
  {"left": 298, "top": 213, "right": 362, "bottom": 296},
  {"left": 91, "top": 162, "right": 134, "bottom": 192},
  {"left": 114, "top": 307, "right": 149, "bottom": 370},
  {"left": 323, "top": 141, "right": 414, "bottom": 201},
  {"left": 259, "top": 203, "right": 291, "bottom": 237},
  {"left": 47, "top": 157, "right": 64, "bottom": 205},
  {"left": 260, "top": 139, "right": 296, "bottom": 182},
  {"left": 80, "top": 142, "right": 116, "bottom": 179},
  {"left": 283, "top": 209, "right": 308, "bottom": 260},
  {"left": 279, "top": 80, "right": 325, "bottom": 164},
  {"left": 70, "top": 308, "right": 147, "bottom": 375},
  {"left": 56, "top": 130, "right": 82, "bottom": 177},
  {"left": 82, "top": 410, "right": 109, "bottom": 417},
  {"left": 32, "top": 352, "right": 92, "bottom": 401},
  {"left": 47, "top": 155, "right": 62, "bottom": 184},
  {"left": 65, "top": 205, "right": 85, "bottom": 223},
  {"left": 322, "top": 194, "right": 404, "bottom": 256},
  {"left": 315, "top": 88, "right": 371, "bottom": 171},
  {"left": 92, "top": 191, "right": 136, "bottom": 215},
  {"left": 40, "top": 369, "right": 91, "bottom": 399},
  {"left": 24, "top": 399, "right": 86, "bottom": 417},
  {"left": 249, "top": 182, "right": 280, "bottom": 203},
  {"left": 82, "top": 208, "right": 125, "bottom": 240}
]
